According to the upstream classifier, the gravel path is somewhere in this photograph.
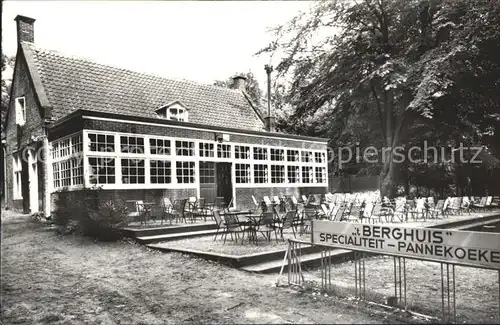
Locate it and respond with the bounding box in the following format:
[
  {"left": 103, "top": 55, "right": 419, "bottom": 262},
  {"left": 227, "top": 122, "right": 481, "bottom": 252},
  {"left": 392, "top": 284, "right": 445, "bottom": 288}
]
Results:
[{"left": 1, "top": 210, "right": 412, "bottom": 325}]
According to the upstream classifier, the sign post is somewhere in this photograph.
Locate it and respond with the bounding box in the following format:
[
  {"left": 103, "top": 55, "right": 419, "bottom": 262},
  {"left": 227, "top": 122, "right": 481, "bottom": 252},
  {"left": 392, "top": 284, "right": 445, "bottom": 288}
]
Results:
[{"left": 311, "top": 220, "right": 500, "bottom": 270}]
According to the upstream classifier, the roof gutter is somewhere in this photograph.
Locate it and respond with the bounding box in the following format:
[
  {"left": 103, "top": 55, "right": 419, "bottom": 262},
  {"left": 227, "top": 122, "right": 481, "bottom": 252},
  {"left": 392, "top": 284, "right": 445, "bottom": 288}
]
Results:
[{"left": 49, "top": 109, "right": 330, "bottom": 143}]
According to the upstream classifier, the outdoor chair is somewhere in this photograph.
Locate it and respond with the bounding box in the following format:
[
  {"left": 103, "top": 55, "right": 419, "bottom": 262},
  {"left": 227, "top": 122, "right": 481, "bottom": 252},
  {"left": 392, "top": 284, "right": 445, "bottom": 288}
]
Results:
[
  {"left": 222, "top": 213, "right": 245, "bottom": 244},
  {"left": 263, "top": 196, "right": 273, "bottom": 207},
  {"left": 409, "top": 198, "right": 427, "bottom": 220},
  {"left": 389, "top": 199, "right": 406, "bottom": 222},
  {"left": 125, "top": 200, "right": 142, "bottom": 225},
  {"left": 319, "top": 204, "right": 331, "bottom": 220},
  {"left": 134, "top": 200, "right": 149, "bottom": 225},
  {"left": 251, "top": 212, "right": 277, "bottom": 244},
  {"left": 446, "top": 197, "right": 463, "bottom": 216},
  {"left": 184, "top": 197, "right": 198, "bottom": 222},
  {"left": 298, "top": 206, "right": 317, "bottom": 235},
  {"left": 192, "top": 198, "right": 207, "bottom": 221},
  {"left": 342, "top": 204, "right": 363, "bottom": 223},
  {"left": 471, "top": 196, "right": 488, "bottom": 212},
  {"left": 161, "top": 197, "right": 174, "bottom": 224},
  {"left": 328, "top": 204, "right": 341, "bottom": 221},
  {"left": 170, "top": 199, "right": 187, "bottom": 223},
  {"left": 485, "top": 196, "right": 493, "bottom": 210},
  {"left": 251, "top": 195, "right": 263, "bottom": 214},
  {"left": 429, "top": 199, "right": 445, "bottom": 219},
  {"left": 312, "top": 194, "right": 323, "bottom": 205},
  {"left": 272, "top": 205, "right": 286, "bottom": 222},
  {"left": 213, "top": 196, "right": 226, "bottom": 211},
  {"left": 213, "top": 210, "right": 226, "bottom": 241},
  {"left": 382, "top": 196, "right": 393, "bottom": 209},
  {"left": 225, "top": 197, "right": 239, "bottom": 212},
  {"left": 274, "top": 210, "right": 300, "bottom": 241},
  {"left": 331, "top": 204, "right": 346, "bottom": 222},
  {"left": 360, "top": 202, "right": 373, "bottom": 223},
  {"left": 460, "top": 196, "right": 472, "bottom": 214},
  {"left": 490, "top": 196, "right": 500, "bottom": 209},
  {"left": 364, "top": 202, "right": 386, "bottom": 224},
  {"left": 290, "top": 195, "right": 304, "bottom": 212}
]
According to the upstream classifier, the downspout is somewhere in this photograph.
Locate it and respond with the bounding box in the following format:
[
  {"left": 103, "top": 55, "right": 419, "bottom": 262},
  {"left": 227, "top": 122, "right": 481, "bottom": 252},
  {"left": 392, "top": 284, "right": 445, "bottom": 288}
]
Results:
[
  {"left": 43, "top": 120, "right": 51, "bottom": 217},
  {"left": 2, "top": 141, "right": 6, "bottom": 205}
]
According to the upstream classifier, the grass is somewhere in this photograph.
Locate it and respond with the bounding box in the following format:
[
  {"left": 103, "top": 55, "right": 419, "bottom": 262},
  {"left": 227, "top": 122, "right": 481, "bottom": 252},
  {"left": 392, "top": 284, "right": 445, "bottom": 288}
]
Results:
[
  {"left": 1, "top": 210, "right": 412, "bottom": 325},
  {"left": 302, "top": 255, "right": 500, "bottom": 324}
]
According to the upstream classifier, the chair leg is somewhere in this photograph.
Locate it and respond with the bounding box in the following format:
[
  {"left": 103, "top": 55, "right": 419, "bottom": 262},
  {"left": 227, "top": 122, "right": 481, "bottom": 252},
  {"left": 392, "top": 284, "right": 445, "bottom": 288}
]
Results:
[{"left": 214, "top": 227, "right": 220, "bottom": 241}]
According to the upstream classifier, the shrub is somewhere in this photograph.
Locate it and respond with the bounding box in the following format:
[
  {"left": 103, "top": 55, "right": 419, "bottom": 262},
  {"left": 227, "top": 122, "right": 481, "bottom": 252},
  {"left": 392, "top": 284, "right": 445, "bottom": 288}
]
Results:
[
  {"left": 52, "top": 188, "right": 74, "bottom": 227},
  {"left": 52, "top": 186, "right": 131, "bottom": 241}
]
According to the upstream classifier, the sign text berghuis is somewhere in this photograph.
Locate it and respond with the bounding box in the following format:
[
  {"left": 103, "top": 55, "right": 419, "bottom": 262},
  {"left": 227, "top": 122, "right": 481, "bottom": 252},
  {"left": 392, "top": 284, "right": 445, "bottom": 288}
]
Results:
[{"left": 311, "top": 220, "right": 500, "bottom": 270}]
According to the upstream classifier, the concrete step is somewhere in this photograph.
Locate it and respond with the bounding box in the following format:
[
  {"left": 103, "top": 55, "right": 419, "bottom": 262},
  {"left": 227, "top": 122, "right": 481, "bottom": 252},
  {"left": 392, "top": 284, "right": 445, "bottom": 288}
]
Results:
[
  {"left": 428, "top": 212, "right": 500, "bottom": 230},
  {"left": 455, "top": 216, "right": 500, "bottom": 231},
  {"left": 236, "top": 244, "right": 323, "bottom": 267},
  {"left": 136, "top": 229, "right": 218, "bottom": 244},
  {"left": 123, "top": 222, "right": 217, "bottom": 238},
  {"left": 241, "top": 248, "right": 354, "bottom": 273}
]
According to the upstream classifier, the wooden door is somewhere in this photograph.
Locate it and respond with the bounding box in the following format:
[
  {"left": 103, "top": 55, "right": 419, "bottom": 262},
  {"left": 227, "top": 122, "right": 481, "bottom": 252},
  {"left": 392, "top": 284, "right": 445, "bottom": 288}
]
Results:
[
  {"left": 216, "top": 162, "right": 233, "bottom": 207},
  {"left": 199, "top": 162, "right": 216, "bottom": 203}
]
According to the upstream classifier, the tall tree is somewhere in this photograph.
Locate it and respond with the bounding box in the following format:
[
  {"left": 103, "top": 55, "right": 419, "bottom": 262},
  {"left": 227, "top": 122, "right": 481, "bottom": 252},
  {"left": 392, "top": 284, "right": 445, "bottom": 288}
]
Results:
[
  {"left": 1, "top": 52, "right": 15, "bottom": 135},
  {"left": 258, "top": 0, "right": 500, "bottom": 197}
]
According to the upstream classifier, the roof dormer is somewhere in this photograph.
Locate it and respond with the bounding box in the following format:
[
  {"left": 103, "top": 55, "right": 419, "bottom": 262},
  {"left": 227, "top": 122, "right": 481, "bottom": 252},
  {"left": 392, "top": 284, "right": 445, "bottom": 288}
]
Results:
[{"left": 156, "top": 100, "right": 189, "bottom": 122}]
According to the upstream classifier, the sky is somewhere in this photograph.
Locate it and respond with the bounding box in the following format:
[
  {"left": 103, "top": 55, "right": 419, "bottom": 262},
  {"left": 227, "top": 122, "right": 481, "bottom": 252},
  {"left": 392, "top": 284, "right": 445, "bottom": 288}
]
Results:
[{"left": 2, "top": 0, "right": 313, "bottom": 89}]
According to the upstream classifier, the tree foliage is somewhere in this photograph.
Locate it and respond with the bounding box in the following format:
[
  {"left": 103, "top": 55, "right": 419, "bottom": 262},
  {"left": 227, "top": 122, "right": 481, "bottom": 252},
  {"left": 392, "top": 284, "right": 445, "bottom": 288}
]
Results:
[
  {"left": 1, "top": 51, "right": 15, "bottom": 135},
  {"left": 259, "top": 0, "right": 500, "bottom": 197}
]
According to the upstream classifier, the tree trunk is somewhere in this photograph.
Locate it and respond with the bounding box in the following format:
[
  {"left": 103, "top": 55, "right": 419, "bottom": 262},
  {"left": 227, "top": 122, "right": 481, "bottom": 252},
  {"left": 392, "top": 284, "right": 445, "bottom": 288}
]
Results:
[
  {"left": 378, "top": 87, "right": 400, "bottom": 199},
  {"left": 380, "top": 156, "right": 397, "bottom": 198}
]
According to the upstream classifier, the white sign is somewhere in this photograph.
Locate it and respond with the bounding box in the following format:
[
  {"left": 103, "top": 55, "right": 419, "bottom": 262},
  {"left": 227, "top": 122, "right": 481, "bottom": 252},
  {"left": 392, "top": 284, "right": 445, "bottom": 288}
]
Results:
[{"left": 311, "top": 220, "right": 500, "bottom": 270}]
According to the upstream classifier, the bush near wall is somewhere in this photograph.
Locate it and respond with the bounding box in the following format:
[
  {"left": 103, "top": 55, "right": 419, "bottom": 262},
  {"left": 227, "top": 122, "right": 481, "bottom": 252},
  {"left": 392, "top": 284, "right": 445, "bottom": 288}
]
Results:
[{"left": 52, "top": 186, "right": 131, "bottom": 241}]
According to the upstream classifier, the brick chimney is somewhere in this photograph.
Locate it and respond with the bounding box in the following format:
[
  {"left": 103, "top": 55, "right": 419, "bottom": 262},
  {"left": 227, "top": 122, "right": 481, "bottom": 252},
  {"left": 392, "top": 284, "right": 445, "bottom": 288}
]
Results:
[
  {"left": 15, "top": 15, "right": 35, "bottom": 44},
  {"left": 264, "top": 64, "right": 275, "bottom": 132},
  {"left": 232, "top": 75, "right": 247, "bottom": 91}
]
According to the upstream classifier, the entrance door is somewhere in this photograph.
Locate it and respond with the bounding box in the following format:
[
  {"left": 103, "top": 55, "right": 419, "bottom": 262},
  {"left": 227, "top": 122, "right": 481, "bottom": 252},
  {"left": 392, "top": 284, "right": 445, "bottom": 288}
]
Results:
[
  {"left": 216, "top": 162, "right": 233, "bottom": 208},
  {"left": 21, "top": 158, "right": 30, "bottom": 214},
  {"left": 199, "top": 162, "right": 217, "bottom": 203},
  {"left": 29, "top": 160, "right": 39, "bottom": 213}
]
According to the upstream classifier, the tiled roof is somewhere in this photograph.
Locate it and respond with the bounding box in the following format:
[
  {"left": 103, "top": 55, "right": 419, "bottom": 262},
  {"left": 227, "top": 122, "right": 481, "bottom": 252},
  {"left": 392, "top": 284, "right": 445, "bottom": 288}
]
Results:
[{"left": 24, "top": 42, "right": 265, "bottom": 131}]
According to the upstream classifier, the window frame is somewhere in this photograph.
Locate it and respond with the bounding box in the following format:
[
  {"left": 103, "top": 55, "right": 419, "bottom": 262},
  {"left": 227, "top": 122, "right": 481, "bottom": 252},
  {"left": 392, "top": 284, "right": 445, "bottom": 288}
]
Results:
[
  {"left": 167, "top": 107, "right": 188, "bottom": 122},
  {"left": 15, "top": 97, "right": 26, "bottom": 126},
  {"left": 54, "top": 130, "right": 328, "bottom": 191}
]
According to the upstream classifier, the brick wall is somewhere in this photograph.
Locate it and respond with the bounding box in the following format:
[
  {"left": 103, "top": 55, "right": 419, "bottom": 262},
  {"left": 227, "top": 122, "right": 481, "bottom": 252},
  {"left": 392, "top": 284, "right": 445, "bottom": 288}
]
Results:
[
  {"left": 16, "top": 17, "right": 35, "bottom": 43},
  {"left": 235, "top": 186, "right": 328, "bottom": 210},
  {"left": 5, "top": 51, "right": 47, "bottom": 213}
]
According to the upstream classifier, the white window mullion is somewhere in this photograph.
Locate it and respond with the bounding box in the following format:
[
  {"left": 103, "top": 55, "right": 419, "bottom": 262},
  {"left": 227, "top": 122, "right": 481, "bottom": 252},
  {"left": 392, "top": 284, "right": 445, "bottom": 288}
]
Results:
[
  {"left": 172, "top": 151, "right": 178, "bottom": 185},
  {"left": 144, "top": 136, "right": 151, "bottom": 185},
  {"left": 82, "top": 130, "right": 89, "bottom": 187},
  {"left": 114, "top": 134, "right": 122, "bottom": 185},
  {"left": 194, "top": 139, "right": 200, "bottom": 197}
]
